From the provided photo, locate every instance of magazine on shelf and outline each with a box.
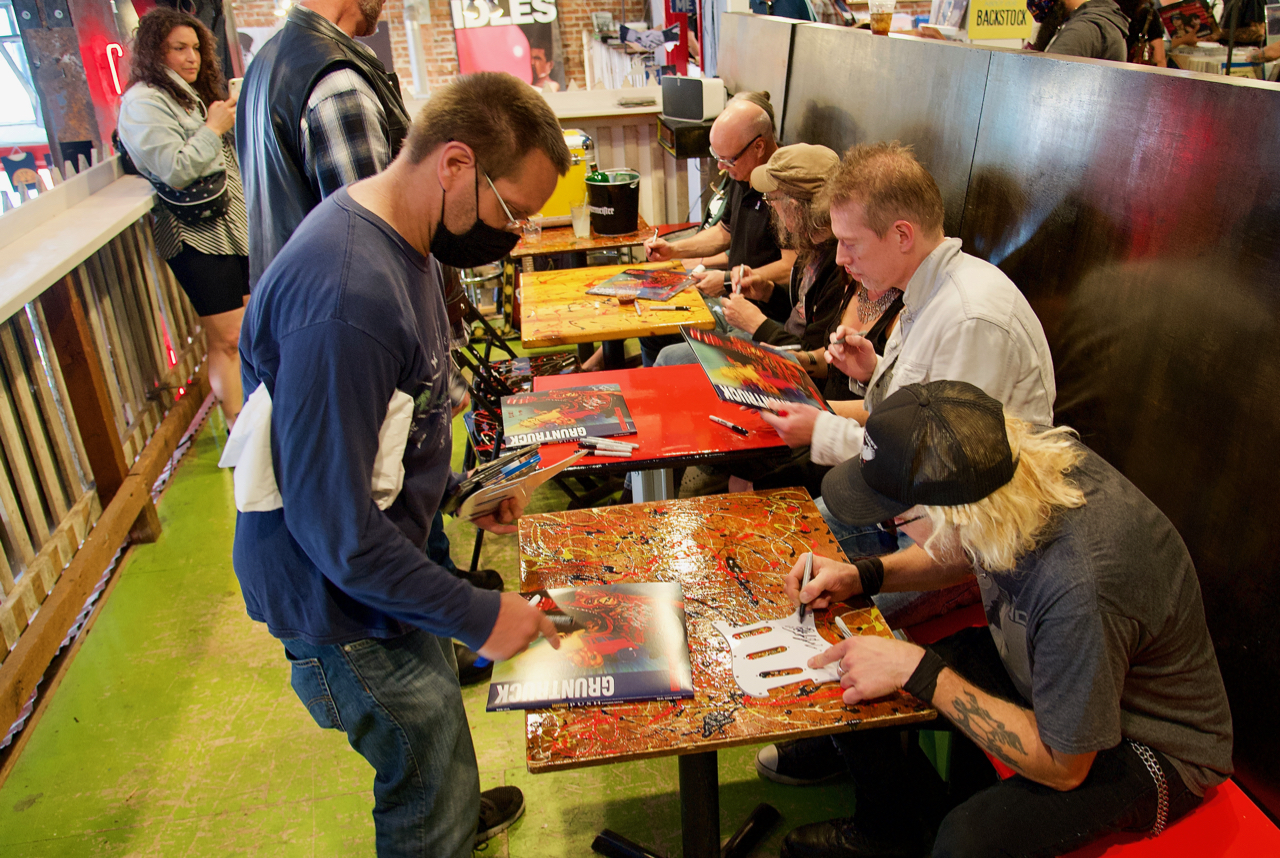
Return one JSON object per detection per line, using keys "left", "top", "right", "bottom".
{"left": 586, "top": 268, "right": 698, "bottom": 302}
{"left": 501, "top": 383, "right": 637, "bottom": 446}
{"left": 1159, "top": 0, "right": 1216, "bottom": 39}
{"left": 681, "top": 326, "right": 830, "bottom": 413}
{"left": 486, "top": 583, "right": 695, "bottom": 712}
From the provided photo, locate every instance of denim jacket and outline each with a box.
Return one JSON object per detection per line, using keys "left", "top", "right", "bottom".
{"left": 117, "top": 68, "right": 225, "bottom": 190}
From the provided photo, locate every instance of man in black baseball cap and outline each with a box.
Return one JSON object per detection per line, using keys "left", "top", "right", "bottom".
{"left": 777, "top": 380, "right": 1232, "bottom": 858}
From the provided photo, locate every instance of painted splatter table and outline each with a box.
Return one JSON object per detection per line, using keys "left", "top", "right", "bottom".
{"left": 518, "top": 488, "right": 936, "bottom": 858}
{"left": 520, "top": 262, "right": 715, "bottom": 370}
{"left": 533, "top": 365, "right": 789, "bottom": 502}
{"left": 511, "top": 214, "right": 652, "bottom": 273}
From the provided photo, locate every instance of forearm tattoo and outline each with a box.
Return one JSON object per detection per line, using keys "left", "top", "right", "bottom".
{"left": 949, "top": 688, "right": 1028, "bottom": 770}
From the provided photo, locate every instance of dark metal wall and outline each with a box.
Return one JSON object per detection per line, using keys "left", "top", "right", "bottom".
{"left": 964, "top": 52, "right": 1280, "bottom": 811}
{"left": 781, "top": 25, "right": 993, "bottom": 238}
{"left": 721, "top": 12, "right": 1280, "bottom": 815}
{"left": 714, "top": 14, "right": 797, "bottom": 140}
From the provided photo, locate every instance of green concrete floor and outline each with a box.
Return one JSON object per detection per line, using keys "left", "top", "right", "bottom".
{"left": 0, "top": 403, "right": 858, "bottom": 856}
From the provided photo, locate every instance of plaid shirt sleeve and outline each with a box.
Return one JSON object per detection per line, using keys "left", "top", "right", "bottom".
{"left": 299, "top": 68, "right": 391, "bottom": 199}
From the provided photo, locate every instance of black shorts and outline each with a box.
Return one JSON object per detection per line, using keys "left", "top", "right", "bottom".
{"left": 166, "top": 247, "right": 250, "bottom": 317}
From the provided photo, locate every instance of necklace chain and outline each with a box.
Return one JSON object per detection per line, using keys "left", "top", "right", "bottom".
{"left": 856, "top": 285, "right": 902, "bottom": 324}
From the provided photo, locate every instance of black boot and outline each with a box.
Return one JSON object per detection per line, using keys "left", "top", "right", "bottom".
{"left": 457, "top": 567, "right": 504, "bottom": 591}
{"left": 780, "top": 817, "right": 930, "bottom": 858}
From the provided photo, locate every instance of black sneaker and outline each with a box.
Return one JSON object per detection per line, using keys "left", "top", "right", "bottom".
{"left": 476, "top": 785, "right": 525, "bottom": 844}
{"left": 459, "top": 567, "right": 505, "bottom": 592}
{"left": 755, "top": 736, "right": 848, "bottom": 785}
{"left": 454, "top": 642, "right": 493, "bottom": 686}
{"left": 780, "top": 817, "right": 928, "bottom": 858}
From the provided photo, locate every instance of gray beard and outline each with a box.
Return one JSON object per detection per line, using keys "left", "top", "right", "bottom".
{"left": 358, "top": 0, "right": 384, "bottom": 35}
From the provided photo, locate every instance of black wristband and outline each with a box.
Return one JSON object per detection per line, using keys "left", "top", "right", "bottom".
{"left": 855, "top": 557, "right": 885, "bottom": 597}
{"left": 903, "top": 648, "right": 947, "bottom": 704}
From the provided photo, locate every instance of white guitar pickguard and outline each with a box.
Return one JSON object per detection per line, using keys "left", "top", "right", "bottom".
{"left": 713, "top": 612, "right": 841, "bottom": 698}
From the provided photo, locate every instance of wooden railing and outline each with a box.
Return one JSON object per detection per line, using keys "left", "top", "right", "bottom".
{"left": 0, "top": 157, "right": 210, "bottom": 750}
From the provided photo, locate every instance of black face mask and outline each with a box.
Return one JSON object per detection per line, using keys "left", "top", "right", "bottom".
{"left": 429, "top": 168, "right": 521, "bottom": 269}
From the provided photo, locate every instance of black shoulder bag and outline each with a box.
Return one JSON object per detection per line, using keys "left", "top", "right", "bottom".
{"left": 114, "top": 129, "right": 229, "bottom": 226}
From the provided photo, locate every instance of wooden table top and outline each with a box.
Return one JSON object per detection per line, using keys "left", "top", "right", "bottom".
{"left": 520, "top": 262, "right": 716, "bottom": 349}
{"left": 531, "top": 365, "right": 788, "bottom": 474}
{"left": 518, "top": 489, "right": 936, "bottom": 773}
{"left": 512, "top": 215, "right": 652, "bottom": 259}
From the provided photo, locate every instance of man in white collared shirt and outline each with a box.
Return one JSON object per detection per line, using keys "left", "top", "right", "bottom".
{"left": 806, "top": 234, "right": 1055, "bottom": 466}
{"left": 761, "top": 140, "right": 1054, "bottom": 476}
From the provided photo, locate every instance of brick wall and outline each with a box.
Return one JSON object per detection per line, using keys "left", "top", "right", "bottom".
{"left": 230, "top": 0, "right": 619, "bottom": 94}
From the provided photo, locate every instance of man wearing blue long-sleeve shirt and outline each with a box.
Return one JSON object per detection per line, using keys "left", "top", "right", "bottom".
{"left": 230, "top": 73, "right": 571, "bottom": 857}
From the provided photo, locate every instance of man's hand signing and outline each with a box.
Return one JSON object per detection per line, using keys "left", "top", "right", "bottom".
{"left": 722, "top": 291, "right": 767, "bottom": 334}
{"left": 644, "top": 236, "right": 675, "bottom": 261}
{"left": 783, "top": 552, "right": 863, "bottom": 612}
{"left": 760, "top": 402, "right": 821, "bottom": 448}
{"left": 730, "top": 264, "right": 773, "bottom": 302}
{"left": 825, "top": 325, "right": 879, "bottom": 384}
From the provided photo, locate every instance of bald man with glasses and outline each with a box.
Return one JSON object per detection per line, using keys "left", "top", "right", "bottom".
{"left": 641, "top": 92, "right": 798, "bottom": 365}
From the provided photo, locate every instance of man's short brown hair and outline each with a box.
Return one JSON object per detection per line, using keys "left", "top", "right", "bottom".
{"left": 824, "top": 142, "right": 944, "bottom": 238}
{"left": 405, "top": 72, "right": 571, "bottom": 179}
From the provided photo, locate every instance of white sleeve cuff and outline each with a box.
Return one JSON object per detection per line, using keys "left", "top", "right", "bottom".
{"left": 810, "top": 411, "right": 866, "bottom": 466}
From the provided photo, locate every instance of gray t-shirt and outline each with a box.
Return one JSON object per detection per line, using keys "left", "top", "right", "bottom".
{"left": 978, "top": 442, "right": 1233, "bottom": 794}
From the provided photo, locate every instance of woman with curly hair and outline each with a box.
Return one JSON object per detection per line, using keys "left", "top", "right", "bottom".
{"left": 117, "top": 7, "right": 249, "bottom": 428}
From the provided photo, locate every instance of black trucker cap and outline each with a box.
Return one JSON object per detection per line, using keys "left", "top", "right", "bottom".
{"left": 821, "top": 380, "right": 1017, "bottom": 527}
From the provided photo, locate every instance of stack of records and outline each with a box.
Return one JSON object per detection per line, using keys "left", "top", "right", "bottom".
{"left": 586, "top": 268, "right": 697, "bottom": 302}
{"left": 501, "top": 383, "right": 637, "bottom": 447}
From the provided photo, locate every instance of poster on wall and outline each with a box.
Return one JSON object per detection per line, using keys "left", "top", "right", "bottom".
{"left": 1157, "top": 0, "right": 1217, "bottom": 39}
{"left": 451, "top": 0, "right": 565, "bottom": 91}
{"left": 238, "top": 26, "right": 283, "bottom": 69}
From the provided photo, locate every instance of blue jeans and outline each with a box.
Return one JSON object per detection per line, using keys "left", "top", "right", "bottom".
{"left": 652, "top": 342, "right": 700, "bottom": 367}
{"left": 283, "top": 629, "right": 479, "bottom": 858}
{"left": 815, "top": 495, "right": 900, "bottom": 560}
{"left": 815, "top": 496, "right": 981, "bottom": 628}
{"left": 426, "top": 510, "right": 459, "bottom": 574}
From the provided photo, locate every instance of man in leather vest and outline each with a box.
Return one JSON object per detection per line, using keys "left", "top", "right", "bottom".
{"left": 236, "top": 0, "right": 411, "bottom": 289}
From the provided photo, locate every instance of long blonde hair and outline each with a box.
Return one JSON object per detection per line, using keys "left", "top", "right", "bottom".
{"left": 919, "top": 418, "right": 1086, "bottom": 571}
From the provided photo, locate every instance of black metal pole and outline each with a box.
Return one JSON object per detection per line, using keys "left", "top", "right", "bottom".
{"left": 678, "top": 751, "right": 720, "bottom": 858}
{"left": 601, "top": 339, "right": 628, "bottom": 369}
{"left": 1225, "top": 0, "right": 1240, "bottom": 74}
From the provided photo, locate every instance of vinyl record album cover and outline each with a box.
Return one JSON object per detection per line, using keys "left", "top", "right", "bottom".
{"left": 1159, "top": 0, "right": 1216, "bottom": 39}
{"left": 486, "top": 583, "right": 695, "bottom": 711}
{"left": 501, "top": 384, "right": 637, "bottom": 446}
{"left": 682, "top": 327, "right": 830, "bottom": 412}
{"left": 586, "top": 268, "right": 698, "bottom": 302}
